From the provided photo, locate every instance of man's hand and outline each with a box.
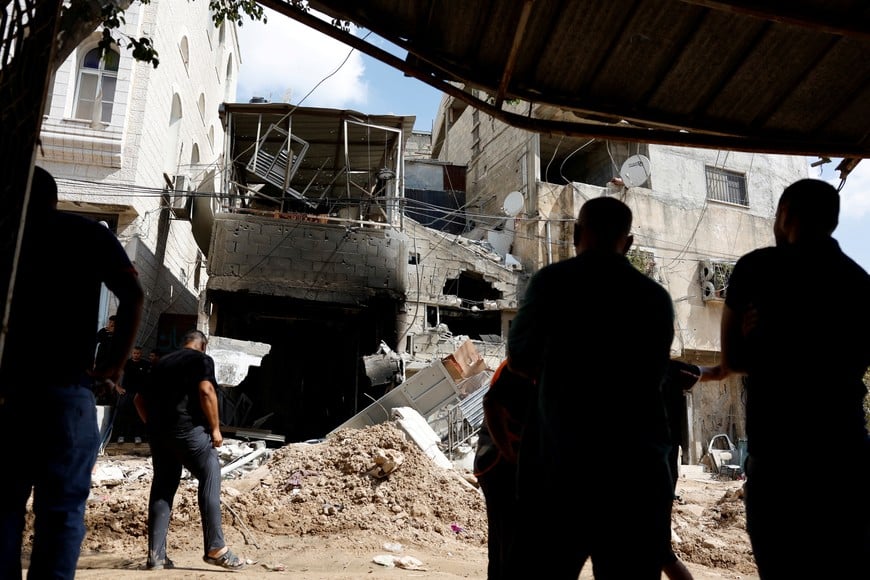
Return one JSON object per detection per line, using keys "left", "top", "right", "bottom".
{"left": 211, "top": 427, "right": 223, "bottom": 448}
{"left": 88, "top": 365, "right": 123, "bottom": 385}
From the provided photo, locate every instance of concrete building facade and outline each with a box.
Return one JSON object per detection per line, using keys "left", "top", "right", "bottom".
{"left": 430, "top": 91, "right": 809, "bottom": 465}
{"left": 37, "top": 1, "right": 240, "bottom": 354}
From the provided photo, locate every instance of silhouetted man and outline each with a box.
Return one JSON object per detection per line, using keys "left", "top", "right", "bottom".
{"left": 505, "top": 196, "right": 676, "bottom": 579}
{"left": 716, "top": 178, "right": 870, "bottom": 578}
{"left": 0, "top": 165, "right": 143, "bottom": 579}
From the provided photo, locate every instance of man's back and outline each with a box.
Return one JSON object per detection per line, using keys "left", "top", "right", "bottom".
{"left": 727, "top": 239, "right": 870, "bottom": 456}
{"left": 0, "top": 166, "right": 143, "bottom": 580}
{"left": 510, "top": 251, "right": 675, "bottom": 454}
{"left": 505, "top": 196, "right": 678, "bottom": 579}
{"left": 2, "top": 211, "right": 134, "bottom": 386}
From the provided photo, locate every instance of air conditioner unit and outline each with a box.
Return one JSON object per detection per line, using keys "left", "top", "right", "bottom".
{"left": 171, "top": 174, "right": 192, "bottom": 220}
{"left": 699, "top": 259, "right": 714, "bottom": 283}
{"left": 700, "top": 259, "right": 734, "bottom": 302}
{"left": 701, "top": 281, "right": 719, "bottom": 302}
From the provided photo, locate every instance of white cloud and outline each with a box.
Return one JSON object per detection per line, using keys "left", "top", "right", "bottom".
{"left": 234, "top": 8, "right": 369, "bottom": 109}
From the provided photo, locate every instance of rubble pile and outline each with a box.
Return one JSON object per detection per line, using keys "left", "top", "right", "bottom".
{"left": 231, "top": 422, "right": 488, "bottom": 544}
{"left": 671, "top": 481, "right": 755, "bottom": 574}
{"left": 23, "top": 421, "right": 759, "bottom": 577}
{"left": 74, "top": 421, "right": 487, "bottom": 555}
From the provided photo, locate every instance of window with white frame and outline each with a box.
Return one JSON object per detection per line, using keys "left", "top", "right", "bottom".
{"left": 74, "top": 47, "right": 119, "bottom": 124}
{"left": 705, "top": 166, "right": 748, "bottom": 206}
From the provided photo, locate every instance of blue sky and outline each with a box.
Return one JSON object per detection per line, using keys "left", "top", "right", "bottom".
{"left": 234, "top": 8, "right": 441, "bottom": 132}
{"left": 235, "top": 8, "right": 869, "bottom": 272}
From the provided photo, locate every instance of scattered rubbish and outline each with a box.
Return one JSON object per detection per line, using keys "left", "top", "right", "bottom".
{"left": 372, "top": 554, "right": 426, "bottom": 570}
{"left": 382, "top": 542, "right": 403, "bottom": 553}
{"left": 261, "top": 562, "right": 285, "bottom": 571}
{"left": 286, "top": 470, "right": 303, "bottom": 490}
{"left": 321, "top": 502, "right": 345, "bottom": 515}
{"left": 365, "top": 449, "right": 404, "bottom": 478}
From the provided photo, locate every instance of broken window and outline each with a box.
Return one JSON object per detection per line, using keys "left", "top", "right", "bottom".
{"left": 437, "top": 271, "right": 504, "bottom": 339}
{"left": 442, "top": 271, "right": 502, "bottom": 309}
{"left": 437, "top": 307, "right": 501, "bottom": 340}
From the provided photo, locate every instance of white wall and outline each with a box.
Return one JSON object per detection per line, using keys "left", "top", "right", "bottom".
{"left": 38, "top": 0, "right": 240, "bottom": 349}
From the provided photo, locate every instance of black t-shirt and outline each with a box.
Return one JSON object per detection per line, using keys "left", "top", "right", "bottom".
{"left": 726, "top": 240, "right": 870, "bottom": 457}
{"left": 0, "top": 210, "right": 137, "bottom": 389}
{"left": 122, "top": 358, "right": 151, "bottom": 395}
{"left": 508, "top": 251, "right": 676, "bottom": 454}
{"left": 141, "top": 347, "right": 218, "bottom": 436}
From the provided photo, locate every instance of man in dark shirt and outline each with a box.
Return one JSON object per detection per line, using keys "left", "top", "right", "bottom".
{"left": 0, "top": 165, "right": 143, "bottom": 579}
{"left": 505, "top": 196, "right": 676, "bottom": 579}
{"left": 115, "top": 345, "right": 150, "bottom": 443}
{"left": 93, "top": 315, "right": 117, "bottom": 404}
{"left": 717, "top": 178, "right": 870, "bottom": 578}
{"left": 134, "top": 329, "right": 244, "bottom": 570}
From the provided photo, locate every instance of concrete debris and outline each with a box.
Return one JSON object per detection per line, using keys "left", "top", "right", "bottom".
{"left": 89, "top": 439, "right": 272, "bottom": 487}
{"left": 372, "top": 554, "right": 426, "bottom": 570}
{"left": 365, "top": 448, "right": 405, "bottom": 478}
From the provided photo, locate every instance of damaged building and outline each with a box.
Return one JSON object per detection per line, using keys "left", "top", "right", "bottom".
{"left": 429, "top": 93, "right": 810, "bottom": 466}
{"left": 203, "top": 91, "right": 810, "bottom": 477}
{"left": 203, "top": 103, "right": 518, "bottom": 443}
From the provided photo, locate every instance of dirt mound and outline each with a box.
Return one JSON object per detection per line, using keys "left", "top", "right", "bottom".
{"left": 77, "top": 421, "right": 486, "bottom": 556}
{"left": 22, "top": 421, "right": 758, "bottom": 579}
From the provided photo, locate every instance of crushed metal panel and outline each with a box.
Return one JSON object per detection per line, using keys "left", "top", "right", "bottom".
{"left": 362, "top": 340, "right": 404, "bottom": 388}
{"left": 328, "top": 359, "right": 461, "bottom": 435}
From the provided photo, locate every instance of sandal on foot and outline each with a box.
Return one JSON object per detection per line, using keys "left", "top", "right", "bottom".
{"left": 203, "top": 549, "right": 245, "bottom": 570}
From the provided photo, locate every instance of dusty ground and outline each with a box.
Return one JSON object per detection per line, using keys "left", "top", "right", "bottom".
{"left": 22, "top": 422, "right": 758, "bottom": 579}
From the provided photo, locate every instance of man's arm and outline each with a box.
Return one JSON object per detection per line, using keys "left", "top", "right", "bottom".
{"left": 719, "top": 303, "right": 748, "bottom": 378}
{"left": 133, "top": 393, "right": 147, "bottom": 424}
{"left": 198, "top": 380, "right": 223, "bottom": 448}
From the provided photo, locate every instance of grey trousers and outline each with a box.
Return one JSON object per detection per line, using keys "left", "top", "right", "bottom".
{"left": 147, "top": 425, "right": 225, "bottom": 564}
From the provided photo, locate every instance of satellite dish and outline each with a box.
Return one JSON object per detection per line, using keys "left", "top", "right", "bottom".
{"left": 503, "top": 191, "right": 525, "bottom": 216}
{"left": 620, "top": 154, "right": 652, "bottom": 187}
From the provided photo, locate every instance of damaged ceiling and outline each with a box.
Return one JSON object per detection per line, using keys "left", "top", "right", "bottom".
{"left": 261, "top": 0, "right": 870, "bottom": 169}
{"left": 220, "top": 103, "right": 415, "bottom": 212}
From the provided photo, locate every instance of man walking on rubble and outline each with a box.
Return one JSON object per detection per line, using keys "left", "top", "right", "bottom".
{"left": 708, "top": 178, "right": 870, "bottom": 578}
{"left": 134, "top": 329, "right": 246, "bottom": 571}
{"left": 504, "top": 196, "right": 677, "bottom": 579}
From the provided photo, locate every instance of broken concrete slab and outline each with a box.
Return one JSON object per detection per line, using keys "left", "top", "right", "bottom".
{"left": 390, "top": 406, "right": 452, "bottom": 470}
{"left": 207, "top": 335, "right": 272, "bottom": 387}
